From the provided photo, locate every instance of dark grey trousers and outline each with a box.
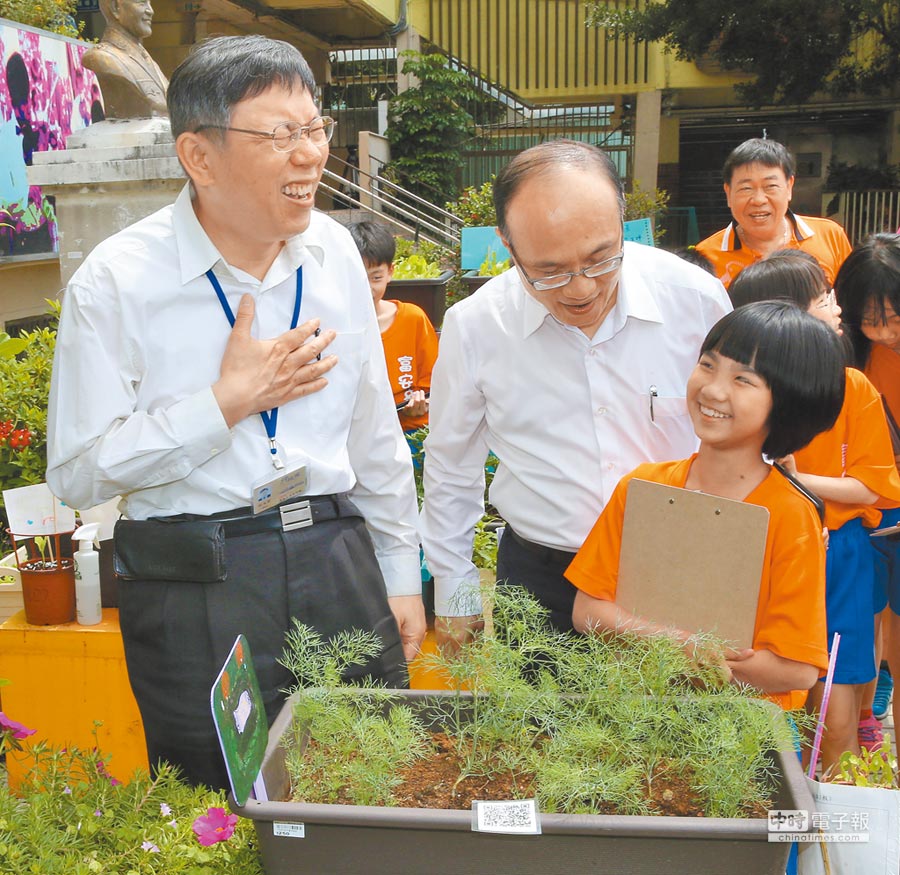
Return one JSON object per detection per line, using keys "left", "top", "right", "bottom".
{"left": 496, "top": 526, "right": 579, "bottom": 634}
{"left": 118, "top": 507, "right": 406, "bottom": 789}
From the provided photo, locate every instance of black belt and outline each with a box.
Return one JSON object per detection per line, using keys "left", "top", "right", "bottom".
{"left": 159, "top": 493, "right": 355, "bottom": 539}
{"left": 505, "top": 525, "right": 576, "bottom": 564}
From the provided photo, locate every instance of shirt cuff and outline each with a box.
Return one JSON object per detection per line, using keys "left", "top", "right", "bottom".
{"left": 168, "top": 387, "right": 232, "bottom": 465}
{"left": 434, "top": 573, "right": 483, "bottom": 617}
{"left": 378, "top": 552, "right": 424, "bottom": 599}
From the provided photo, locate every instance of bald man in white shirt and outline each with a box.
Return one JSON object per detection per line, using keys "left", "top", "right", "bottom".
{"left": 420, "top": 140, "right": 732, "bottom": 649}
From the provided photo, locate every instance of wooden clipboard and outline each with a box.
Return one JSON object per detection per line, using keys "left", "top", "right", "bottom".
{"left": 616, "top": 479, "right": 770, "bottom": 649}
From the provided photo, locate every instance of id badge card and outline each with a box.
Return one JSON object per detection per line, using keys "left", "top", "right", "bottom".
{"left": 251, "top": 457, "right": 309, "bottom": 514}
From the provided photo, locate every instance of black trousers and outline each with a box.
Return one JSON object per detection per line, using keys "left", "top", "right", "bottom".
{"left": 495, "top": 526, "right": 579, "bottom": 633}
{"left": 118, "top": 500, "right": 406, "bottom": 789}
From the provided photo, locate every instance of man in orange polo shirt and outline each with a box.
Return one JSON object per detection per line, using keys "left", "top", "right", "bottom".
{"left": 697, "top": 138, "right": 851, "bottom": 289}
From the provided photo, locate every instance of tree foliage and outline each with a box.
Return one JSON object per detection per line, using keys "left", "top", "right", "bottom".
{"left": 585, "top": 0, "right": 900, "bottom": 105}
{"left": 386, "top": 50, "right": 478, "bottom": 203}
{"left": 0, "top": 0, "right": 82, "bottom": 38}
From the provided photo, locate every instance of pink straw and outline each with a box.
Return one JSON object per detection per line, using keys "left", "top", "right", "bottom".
{"left": 807, "top": 632, "right": 841, "bottom": 779}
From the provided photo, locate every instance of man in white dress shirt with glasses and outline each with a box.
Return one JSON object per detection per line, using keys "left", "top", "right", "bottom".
{"left": 421, "top": 140, "right": 732, "bottom": 649}
{"left": 48, "top": 35, "right": 423, "bottom": 789}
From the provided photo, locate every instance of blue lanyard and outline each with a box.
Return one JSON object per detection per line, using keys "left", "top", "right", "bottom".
{"left": 205, "top": 267, "right": 303, "bottom": 467}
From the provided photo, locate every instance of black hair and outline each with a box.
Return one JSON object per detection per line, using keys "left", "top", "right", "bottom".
{"left": 346, "top": 220, "right": 396, "bottom": 267}
{"left": 728, "top": 249, "right": 826, "bottom": 310}
{"left": 493, "top": 140, "right": 625, "bottom": 238}
{"left": 699, "top": 301, "right": 845, "bottom": 459}
{"left": 167, "top": 35, "right": 316, "bottom": 140}
{"left": 722, "top": 138, "right": 795, "bottom": 186}
{"left": 673, "top": 246, "right": 716, "bottom": 276}
{"left": 834, "top": 233, "right": 900, "bottom": 370}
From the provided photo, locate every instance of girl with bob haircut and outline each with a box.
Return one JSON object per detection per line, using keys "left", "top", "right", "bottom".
{"left": 566, "top": 301, "right": 845, "bottom": 714}
{"left": 834, "top": 233, "right": 900, "bottom": 748}
{"left": 730, "top": 251, "right": 900, "bottom": 771}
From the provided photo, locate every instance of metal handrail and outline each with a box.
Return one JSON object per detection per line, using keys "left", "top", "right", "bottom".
{"left": 320, "top": 171, "right": 460, "bottom": 249}
{"left": 322, "top": 161, "right": 461, "bottom": 249}
{"left": 330, "top": 153, "right": 463, "bottom": 227}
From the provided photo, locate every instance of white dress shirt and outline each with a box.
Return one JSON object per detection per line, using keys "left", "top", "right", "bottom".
{"left": 421, "top": 241, "right": 732, "bottom": 615}
{"left": 47, "top": 185, "right": 421, "bottom": 597}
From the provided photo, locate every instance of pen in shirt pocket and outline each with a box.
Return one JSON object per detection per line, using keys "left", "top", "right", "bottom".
{"left": 649, "top": 385, "right": 658, "bottom": 422}
{"left": 315, "top": 326, "right": 321, "bottom": 361}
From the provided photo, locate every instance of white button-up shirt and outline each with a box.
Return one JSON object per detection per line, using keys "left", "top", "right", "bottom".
{"left": 47, "top": 185, "right": 421, "bottom": 597}
{"left": 421, "top": 241, "right": 732, "bottom": 615}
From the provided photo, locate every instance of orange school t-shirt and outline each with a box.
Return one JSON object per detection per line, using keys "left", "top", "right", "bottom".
{"left": 565, "top": 457, "right": 828, "bottom": 710}
{"left": 865, "top": 344, "right": 900, "bottom": 425}
{"left": 792, "top": 368, "right": 900, "bottom": 529}
{"left": 380, "top": 300, "right": 439, "bottom": 432}
{"left": 696, "top": 213, "right": 852, "bottom": 289}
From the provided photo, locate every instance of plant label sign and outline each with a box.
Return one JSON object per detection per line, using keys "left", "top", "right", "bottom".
{"left": 3, "top": 482, "right": 76, "bottom": 536}
{"left": 471, "top": 799, "right": 541, "bottom": 835}
{"left": 210, "top": 634, "right": 269, "bottom": 807}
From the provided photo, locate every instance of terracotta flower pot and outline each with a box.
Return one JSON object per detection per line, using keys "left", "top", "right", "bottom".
{"left": 20, "top": 559, "right": 76, "bottom": 625}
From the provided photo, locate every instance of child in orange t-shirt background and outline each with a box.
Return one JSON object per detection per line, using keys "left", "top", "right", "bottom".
{"left": 836, "top": 233, "right": 900, "bottom": 742}
{"left": 729, "top": 250, "right": 900, "bottom": 773}
{"left": 348, "top": 220, "right": 439, "bottom": 434}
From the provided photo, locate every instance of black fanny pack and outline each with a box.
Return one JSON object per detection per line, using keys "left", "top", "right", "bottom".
{"left": 113, "top": 518, "right": 227, "bottom": 583}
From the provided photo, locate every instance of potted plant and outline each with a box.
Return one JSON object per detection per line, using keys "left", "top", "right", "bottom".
{"left": 797, "top": 737, "right": 900, "bottom": 875}
{"left": 461, "top": 248, "right": 512, "bottom": 295}
{"left": 233, "top": 588, "right": 814, "bottom": 875}
{"left": 387, "top": 240, "right": 455, "bottom": 328}
{"left": 11, "top": 531, "right": 75, "bottom": 625}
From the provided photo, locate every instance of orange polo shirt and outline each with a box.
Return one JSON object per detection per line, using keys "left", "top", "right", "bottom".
{"left": 696, "top": 212, "right": 852, "bottom": 289}
{"left": 565, "top": 457, "right": 828, "bottom": 710}
{"left": 380, "top": 300, "right": 438, "bottom": 432}
{"left": 865, "top": 344, "right": 900, "bottom": 425}
{"left": 793, "top": 368, "right": 900, "bottom": 529}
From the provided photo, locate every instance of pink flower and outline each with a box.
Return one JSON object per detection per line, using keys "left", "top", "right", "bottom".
{"left": 141, "top": 840, "right": 160, "bottom": 853}
{"left": 192, "top": 807, "right": 238, "bottom": 846}
{"left": 95, "top": 759, "right": 122, "bottom": 786}
{"left": 0, "top": 712, "right": 35, "bottom": 740}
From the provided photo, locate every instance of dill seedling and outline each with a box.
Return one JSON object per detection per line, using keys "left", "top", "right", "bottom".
{"left": 279, "top": 586, "right": 805, "bottom": 817}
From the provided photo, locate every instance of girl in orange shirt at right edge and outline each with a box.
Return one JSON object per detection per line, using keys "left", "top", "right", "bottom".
{"left": 835, "top": 233, "right": 900, "bottom": 750}
{"left": 728, "top": 249, "right": 900, "bottom": 776}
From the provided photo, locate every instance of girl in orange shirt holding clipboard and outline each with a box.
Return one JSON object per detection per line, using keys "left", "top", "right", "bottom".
{"left": 566, "top": 302, "right": 844, "bottom": 711}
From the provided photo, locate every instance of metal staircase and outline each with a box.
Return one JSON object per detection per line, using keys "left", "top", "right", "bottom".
{"left": 320, "top": 153, "right": 463, "bottom": 250}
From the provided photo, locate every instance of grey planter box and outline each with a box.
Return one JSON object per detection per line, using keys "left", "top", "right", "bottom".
{"left": 232, "top": 690, "right": 813, "bottom": 875}
{"left": 387, "top": 270, "right": 455, "bottom": 327}
{"left": 460, "top": 270, "right": 491, "bottom": 296}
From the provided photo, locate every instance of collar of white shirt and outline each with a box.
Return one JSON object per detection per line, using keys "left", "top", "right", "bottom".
{"left": 520, "top": 243, "right": 664, "bottom": 342}
{"left": 171, "top": 184, "right": 327, "bottom": 286}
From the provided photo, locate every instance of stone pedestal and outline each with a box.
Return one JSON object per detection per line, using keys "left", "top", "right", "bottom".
{"left": 28, "top": 118, "right": 183, "bottom": 286}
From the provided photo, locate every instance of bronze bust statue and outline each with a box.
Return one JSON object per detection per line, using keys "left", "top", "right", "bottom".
{"left": 82, "top": 0, "right": 168, "bottom": 119}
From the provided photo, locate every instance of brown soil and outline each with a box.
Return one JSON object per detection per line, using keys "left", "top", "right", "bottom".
{"left": 386, "top": 732, "right": 755, "bottom": 817}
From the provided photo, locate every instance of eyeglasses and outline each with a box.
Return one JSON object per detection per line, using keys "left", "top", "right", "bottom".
{"left": 195, "top": 117, "right": 336, "bottom": 152}
{"left": 815, "top": 289, "right": 837, "bottom": 310}
{"left": 508, "top": 242, "right": 624, "bottom": 292}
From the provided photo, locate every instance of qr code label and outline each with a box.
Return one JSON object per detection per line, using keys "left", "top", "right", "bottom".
{"left": 472, "top": 799, "right": 541, "bottom": 834}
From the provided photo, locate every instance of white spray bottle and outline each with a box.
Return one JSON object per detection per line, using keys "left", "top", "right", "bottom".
{"left": 73, "top": 523, "right": 103, "bottom": 626}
